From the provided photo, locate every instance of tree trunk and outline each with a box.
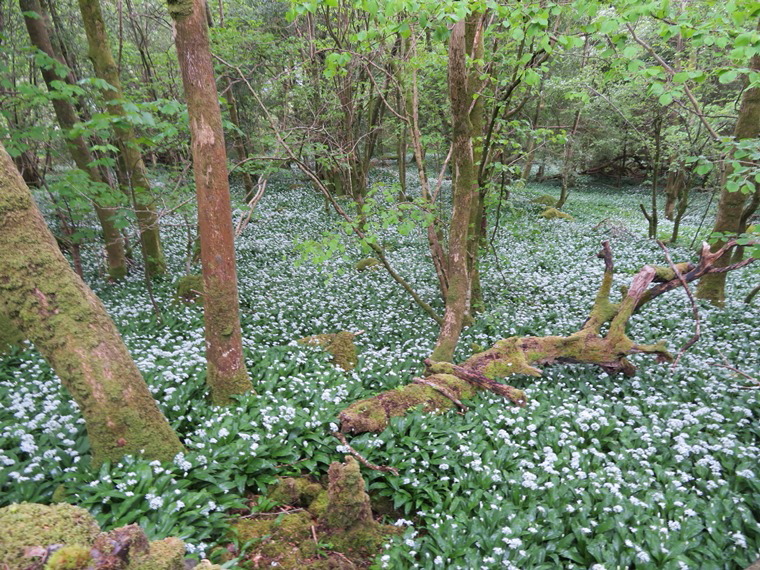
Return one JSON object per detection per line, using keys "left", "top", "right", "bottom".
{"left": 696, "top": 48, "right": 760, "bottom": 306}
{"left": 431, "top": 18, "right": 479, "bottom": 362}
{"left": 77, "top": 0, "right": 166, "bottom": 277}
{"left": 20, "top": 0, "right": 128, "bottom": 280}
{"left": 466, "top": 13, "right": 486, "bottom": 315}
{"left": 663, "top": 169, "right": 686, "bottom": 221}
{"left": 168, "top": 0, "right": 253, "bottom": 405}
{"left": 0, "top": 143, "right": 183, "bottom": 464}
{"left": 225, "top": 78, "right": 257, "bottom": 202}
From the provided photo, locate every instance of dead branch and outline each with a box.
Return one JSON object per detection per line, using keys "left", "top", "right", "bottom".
{"left": 338, "top": 240, "right": 755, "bottom": 435}
{"left": 657, "top": 240, "right": 700, "bottom": 367}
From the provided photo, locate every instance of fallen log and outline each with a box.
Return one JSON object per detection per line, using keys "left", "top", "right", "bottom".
{"left": 339, "top": 240, "right": 755, "bottom": 434}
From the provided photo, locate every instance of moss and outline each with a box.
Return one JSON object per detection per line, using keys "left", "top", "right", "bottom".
{"left": 0, "top": 310, "right": 24, "bottom": 354}
{"left": 540, "top": 207, "right": 574, "bottom": 220}
{"left": 0, "top": 503, "right": 100, "bottom": 570}
{"left": 175, "top": 274, "right": 204, "bottom": 304}
{"left": 354, "top": 257, "right": 380, "bottom": 271}
{"left": 234, "top": 518, "right": 274, "bottom": 543}
{"left": 298, "top": 331, "right": 358, "bottom": 371}
{"left": 307, "top": 490, "right": 329, "bottom": 518}
{"left": 339, "top": 373, "right": 477, "bottom": 434}
{"left": 338, "top": 397, "right": 388, "bottom": 433}
{"left": 327, "top": 524, "right": 399, "bottom": 559}
{"left": 651, "top": 263, "right": 690, "bottom": 282}
{"left": 129, "top": 537, "right": 185, "bottom": 570}
{"left": 274, "top": 512, "right": 313, "bottom": 543}
{"left": 191, "top": 562, "right": 223, "bottom": 570}
{"left": 320, "top": 457, "right": 374, "bottom": 532}
{"left": 268, "top": 477, "right": 323, "bottom": 507}
{"left": 531, "top": 194, "right": 557, "bottom": 207}
{"left": 44, "top": 545, "right": 92, "bottom": 569}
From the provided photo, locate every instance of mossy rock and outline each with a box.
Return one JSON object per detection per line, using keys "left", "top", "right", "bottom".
{"left": 297, "top": 331, "right": 358, "bottom": 371}
{"left": 531, "top": 194, "right": 557, "bottom": 207}
{"left": 354, "top": 257, "right": 380, "bottom": 271}
{"left": 540, "top": 207, "right": 574, "bottom": 220}
{"left": 0, "top": 503, "right": 100, "bottom": 570}
{"left": 175, "top": 274, "right": 204, "bottom": 304}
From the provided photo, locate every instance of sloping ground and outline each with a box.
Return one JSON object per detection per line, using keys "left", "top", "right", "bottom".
{"left": 0, "top": 171, "right": 758, "bottom": 568}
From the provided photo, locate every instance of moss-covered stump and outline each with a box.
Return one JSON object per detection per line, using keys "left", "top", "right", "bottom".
{"left": 540, "top": 207, "right": 574, "bottom": 220}
{"left": 354, "top": 258, "right": 380, "bottom": 271}
{"left": 531, "top": 194, "right": 557, "bottom": 207}
{"left": 267, "top": 477, "right": 325, "bottom": 513}
{"left": 175, "top": 274, "right": 204, "bottom": 304}
{"left": 297, "top": 332, "right": 358, "bottom": 371}
{"left": 229, "top": 459, "right": 397, "bottom": 569}
{"left": 0, "top": 502, "right": 100, "bottom": 568}
{"left": 0, "top": 502, "right": 208, "bottom": 570}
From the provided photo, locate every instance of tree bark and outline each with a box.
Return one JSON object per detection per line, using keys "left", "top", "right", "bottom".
{"left": 696, "top": 47, "right": 760, "bottom": 306}
{"left": 167, "top": 0, "right": 253, "bottom": 405}
{"left": 430, "top": 18, "right": 479, "bottom": 362}
{"left": 0, "top": 143, "right": 183, "bottom": 464}
{"left": 77, "top": 0, "right": 166, "bottom": 277}
{"left": 20, "top": 0, "right": 128, "bottom": 280}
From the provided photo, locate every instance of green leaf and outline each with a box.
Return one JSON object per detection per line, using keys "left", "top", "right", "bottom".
{"left": 718, "top": 70, "right": 738, "bottom": 84}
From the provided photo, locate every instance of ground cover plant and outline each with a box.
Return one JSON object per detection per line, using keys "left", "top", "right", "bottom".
{"left": 1, "top": 170, "right": 759, "bottom": 569}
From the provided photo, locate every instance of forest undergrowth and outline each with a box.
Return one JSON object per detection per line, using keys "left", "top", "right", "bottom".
{"left": 1, "top": 169, "right": 758, "bottom": 569}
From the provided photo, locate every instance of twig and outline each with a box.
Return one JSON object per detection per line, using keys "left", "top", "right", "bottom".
{"left": 412, "top": 377, "right": 468, "bottom": 412}
{"left": 239, "top": 508, "right": 305, "bottom": 519}
{"left": 332, "top": 432, "right": 399, "bottom": 476}
{"left": 657, "top": 240, "right": 700, "bottom": 368}
{"left": 717, "top": 351, "right": 759, "bottom": 389}
{"left": 311, "top": 524, "right": 318, "bottom": 545}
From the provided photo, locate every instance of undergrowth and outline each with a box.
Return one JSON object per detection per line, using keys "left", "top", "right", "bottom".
{"left": 0, "top": 171, "right": 758, "bottom": 569}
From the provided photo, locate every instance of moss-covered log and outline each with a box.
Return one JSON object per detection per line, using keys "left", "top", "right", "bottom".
{"left": 0, "top": 143, "right": 183, "bottom": 464}
{"left": 339, "top": 240, "right": 755, "bottom": 434}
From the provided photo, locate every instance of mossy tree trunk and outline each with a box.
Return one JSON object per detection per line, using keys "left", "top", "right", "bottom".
{"left": 340, "top": 240, "right": 755, "bottom": 434}
{"left": 431, "top": 17, "right": 480, "bottom": 362}
{"left": 77, "top": 0, "right": 166, "bottom": 278}
{"left": 167, "top": 0, "right": 253, "bottom": 405}
{"left": 0, "top": 143, "right": 183, "bottom": 464}
{"left": 696, "top": 47, "right": 760, "bottom": 306}
{"left": 19, "top": 0, "right": 128, "bottom": 280}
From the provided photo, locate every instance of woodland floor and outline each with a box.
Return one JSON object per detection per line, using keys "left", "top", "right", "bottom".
{"left": 1, "top": 168, "right": 759, "bottom": 569}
